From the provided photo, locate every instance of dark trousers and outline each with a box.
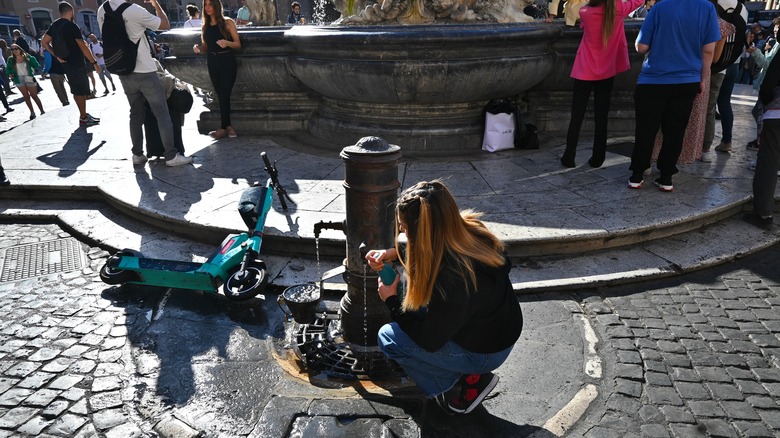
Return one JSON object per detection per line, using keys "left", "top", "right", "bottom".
{"left": 717, "top": 63, "right": 739, "bottom": 143}
{"left": 207, "top": 53, "right": 237, "bottom": 129}
{"left": 753, "top": 118, "right": 780, "bottom": 217}
{"left": 564, "top": 77, "right": 614, "bottom": 165}
{"left": 631, "top": 83, "right": 699, "bottom": 177}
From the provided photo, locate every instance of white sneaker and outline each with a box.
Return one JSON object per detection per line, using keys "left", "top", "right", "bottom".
{"left": 132, "top": 154, "right": 148, "bottom": 165}
{"left": 699, "top": 151, "right": 713, "bottom": 162}
{"left": 165, "top": 153, "right": 193, "bottom": 167}
{"left": 749, "top": 160, "right": 757, "bottom": 171}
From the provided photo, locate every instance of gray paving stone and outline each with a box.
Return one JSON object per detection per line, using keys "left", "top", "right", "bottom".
{"left": 48, "top": 374, "right": 84, "bottom": 390}
{"left": 47, "top": 413, "right": 87, "bottom": 436}
{"left": 671, "top": 368, "right": 700, "bottom": 382}
{"left": 23, "top": 389, "right": 61, "bottom": 407}
{"left": 719, "top": 401, "right": 761, "bottom": 421}
{"left": 17, "top": 415, "right": 51, "bottom": 435}
{"left": 732, "top": 421, "right": 774, "bottom": 437}
{"left": 673, "top": 382, "right": 710, "bottom": 400}
{"left": 687, "top": 400, "right": 726, "bottom": 418}
{"left": 746, "top": 395, "right": 777, "bottom": 409}
{"left": 700, "top": 419, "right": 738, "bottom": 438}
{"left": 668, "top": 423, "right": 707, "bottom": 437}
{"left": 658, "top": 404, "right": 694, "bottom": 424}
{"left": 705, "top": 383, "right": 744, "bottom": 401}
{"left": 615, "top": 378, "right": 643, "bottom": 398}
{"left": 92, "top": 408, "right": 128, "bottom": 431}
{"left": 647, "top": 387, "right": 684, "bottom": 406}
{"left": 383, "top": 419, "right": 421, "bottom": 438}
{"left": 697, "top": 367, "right": 733, "bottom": 383}
{"left": 0, "top": 406, "right": 39, "bottom": 429}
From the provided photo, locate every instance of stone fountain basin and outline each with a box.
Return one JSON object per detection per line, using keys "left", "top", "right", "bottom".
{"left": 284, "top": 23, "right": 561, "bottom": 104}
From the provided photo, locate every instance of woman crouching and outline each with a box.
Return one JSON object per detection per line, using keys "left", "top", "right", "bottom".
{"left": 365, "top": 180, "right": 523, "bottom": 415}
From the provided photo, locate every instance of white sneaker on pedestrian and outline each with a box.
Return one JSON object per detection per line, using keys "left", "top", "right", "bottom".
{"left": 165, "top": 154, "right": 193, "bottom": 167}
{"left": 132, "top": 154, "right": 148, "bottom": 165}
{"left": 749, "top": 160, "right": 757, "bottom": 171}
{"left": 699, "top": 151, "right": 713, "bottom": 162}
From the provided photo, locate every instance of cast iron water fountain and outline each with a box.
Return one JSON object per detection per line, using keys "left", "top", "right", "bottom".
{"left": 281, "top": 136, "right": 406, "bottom": 380}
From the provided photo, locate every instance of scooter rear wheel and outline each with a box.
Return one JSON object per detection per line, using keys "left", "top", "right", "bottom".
{"left": 99, "top": 250, "right": 141, "bottom": 285}
{"left": 223, "top": 266, "right": 267, "bottom": 301}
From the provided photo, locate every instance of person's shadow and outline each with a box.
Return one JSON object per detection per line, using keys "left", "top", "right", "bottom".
{"left": 37, "top": 127, "right": 105, "bottom": 177}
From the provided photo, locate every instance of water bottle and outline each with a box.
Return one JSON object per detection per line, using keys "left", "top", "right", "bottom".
{"left": 379, "top": 263, "right": 397, "bottom": 285}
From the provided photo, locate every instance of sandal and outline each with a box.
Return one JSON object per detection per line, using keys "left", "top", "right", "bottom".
{"left": 227, "top": 128, "right": 238, "bottom": 138}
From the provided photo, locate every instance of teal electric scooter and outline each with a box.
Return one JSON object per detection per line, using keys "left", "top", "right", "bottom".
{"left": 99, "top": 152, "right": 291, "bottom": 301}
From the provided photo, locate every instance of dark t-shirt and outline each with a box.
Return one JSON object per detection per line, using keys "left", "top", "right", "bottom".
{"left": 46, "top": 18, "right": 85, "bottom": 66}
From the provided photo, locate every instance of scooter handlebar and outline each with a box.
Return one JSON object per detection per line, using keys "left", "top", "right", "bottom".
{"left": 261, "top": 152, "right": 290, "bottom": 211}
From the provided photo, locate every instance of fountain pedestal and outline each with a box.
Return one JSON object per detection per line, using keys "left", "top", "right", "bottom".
{"left": 339, "top": 137, "right": 400, "bottom": 346}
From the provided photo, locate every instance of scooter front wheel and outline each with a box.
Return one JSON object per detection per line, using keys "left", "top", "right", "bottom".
{"left": 99, "top": 249, "right": 142, "bottom": 285}
{"left": 223, "top": 267, "right": 267, "bottom": 301}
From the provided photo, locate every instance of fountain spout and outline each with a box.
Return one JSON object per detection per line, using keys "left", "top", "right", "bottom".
{"left": 313, "top": 220, "right": 346, "bottom": 239}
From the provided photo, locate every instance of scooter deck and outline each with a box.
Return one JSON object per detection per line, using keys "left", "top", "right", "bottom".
{"left": 118, "top": 257, "right": 219, "bottom": 291}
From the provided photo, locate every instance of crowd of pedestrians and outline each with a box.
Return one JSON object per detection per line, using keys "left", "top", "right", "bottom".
{"left": 562, "top": 0, "right": 776, "bottom": 229}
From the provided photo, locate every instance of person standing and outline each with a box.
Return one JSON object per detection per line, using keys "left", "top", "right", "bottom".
{"left": 6, "top": 45, "right": 45, "bottom": 120}
{"left": 561, "top": 0, "right": 644, "bottom": 168}
{"left": 745, "top": 49, "right": 780, "bottom": 230}
{"left": 628, "top": 0, "right": 720, "bottom": 191}
{"left": 366, "top": 180, "right": 523, "bottom": 415}
{"left": 47, "top": 55, "right": 70, "bottom": 107}
{"left": 184, "top": 4, "right": 203, "bottom": 27}
{"left": 287, "top": 2, "right": 306, "bottom": 24}
{"left": 12, "top": 30, "right": 31, "bottom": 56}
{"left": 88, "top": 34, "right": 116, "bottom": 95}
{"left": 0, "top": 40, "right": 14, "bottom": 96}
{"left": 41, "top": 2, "right": 101, "bottom": 127}
{"left": 0, "top": 156, "right": 10, "bottom": 186}
{"left": 98, "top": 0, "right": 193, "bottom": 167}
{"left": 193, "top": 0, "right": 241, "bottom": 139}
{"left": 236, "top": 0, "right": 251, "bottom": 25}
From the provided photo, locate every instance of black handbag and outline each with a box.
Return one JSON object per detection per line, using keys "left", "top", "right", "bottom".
{"left": 167, "top": 87, "right": 193, "bottom": 114}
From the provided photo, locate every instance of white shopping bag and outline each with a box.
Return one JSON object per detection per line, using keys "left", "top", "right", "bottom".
{"left": 482, "top": 112, "right": 516, "bottom": 152}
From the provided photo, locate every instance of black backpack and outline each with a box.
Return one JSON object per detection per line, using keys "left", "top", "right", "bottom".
{"left": 50, "top": 22, "right": 70, "bottom": 59}
{"left": 101, "top": 2, "right": 138, "bottom": 75}
{"left": 711, "top": 1, "right": 747, "bottom": 74}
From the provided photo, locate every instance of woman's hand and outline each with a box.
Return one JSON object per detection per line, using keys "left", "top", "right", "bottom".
{"left": 365, "top": 249, "right": 387, "bottom": 272}
{"left": 216, "top": 39, "right": 231, "bottom": 49}
{"left": 365, "top": 248, "right": 397, "bottom": 271}
{"left": 192, "top": 44, "right": 201, "bottom": 54}
{"left": 377, "top": 274, "right": 399, "bottom": 302}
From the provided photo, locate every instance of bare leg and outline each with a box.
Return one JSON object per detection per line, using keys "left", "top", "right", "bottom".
{"left": 18, "top": 86, "right": 34, "bottom": 116}
{"left": 28, "top": 87, "right": 44, "bottom": 113}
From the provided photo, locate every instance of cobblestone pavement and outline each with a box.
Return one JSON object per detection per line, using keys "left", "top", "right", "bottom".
{"left": 0, "top": 222, "right": 151, "bottom": 437}
{"left": 4, "top": 220, "right": 780, "bottom": 437}
{"left": 572, "top": 243, "right": 780, "bottom": 437}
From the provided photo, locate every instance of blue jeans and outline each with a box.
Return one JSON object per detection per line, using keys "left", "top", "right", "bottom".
{"left": 377, "top": 322, "right": 513, "bottom": 397}
{"left": 119, "top": 72, "right": 178, "bottom": 160}
{"left": 717, "top": 63, "right": 739, "bottom": 143}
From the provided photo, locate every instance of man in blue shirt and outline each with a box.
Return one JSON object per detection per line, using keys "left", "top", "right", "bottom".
{"left": 628, "top": 0, "right": 721, "bottom": 191}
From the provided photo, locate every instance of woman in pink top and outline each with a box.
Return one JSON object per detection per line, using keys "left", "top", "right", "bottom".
{"left": 561, "top": 0, "right": 644, "bottom": 168}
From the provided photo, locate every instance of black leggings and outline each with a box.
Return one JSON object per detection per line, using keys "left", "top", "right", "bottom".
{"left": 563, "top": 77, "right": 614, "bottom": 166}
{"left": 207, "top": 53, "right": 237, "bottom": 129}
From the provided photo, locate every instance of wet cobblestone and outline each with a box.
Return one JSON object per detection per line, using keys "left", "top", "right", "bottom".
{"left": 573, "top": 242, "right": 780, "bottom": 437}
{"left": 0, "top": 223, "right": 151, "bottom": 437}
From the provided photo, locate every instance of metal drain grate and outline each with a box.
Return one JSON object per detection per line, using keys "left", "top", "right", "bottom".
{"left": 1, "top": 238, "right": 84, "bottom": 282}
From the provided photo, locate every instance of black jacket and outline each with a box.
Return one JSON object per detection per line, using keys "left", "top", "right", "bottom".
{"left": 384, "top": 254, "right": 523, "bottom": 354}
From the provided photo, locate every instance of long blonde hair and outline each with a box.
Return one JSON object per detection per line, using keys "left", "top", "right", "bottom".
{"left": 395, "top": 180, "right": 506, "bottom": 311}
